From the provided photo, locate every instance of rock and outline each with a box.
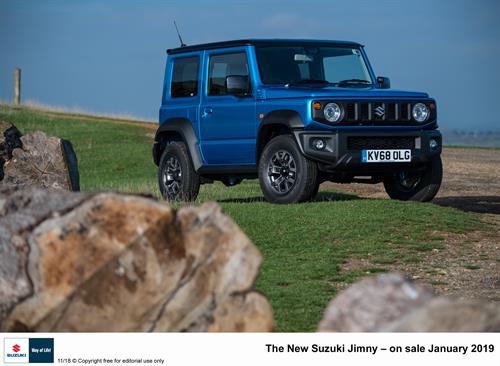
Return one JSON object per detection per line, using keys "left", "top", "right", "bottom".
{"left": 0, "top": 186, "right": 95, "bottom": 325}
{"left": 318, "top": 272, "right": 434, "bottom": 332}
{"left": 3, "top": 131, "right": 79, "bottom": 191}
{"left": 0, "top": 121, "right": 79, "bottom": 191}
{"left": 319, "top": 272, "right": 500, "bottom": 332}
{"left": 382, "top": 298, "right": 500, "bottom": 332}
{"left": 0, "top": 187, "right": 273, "bottom": 332}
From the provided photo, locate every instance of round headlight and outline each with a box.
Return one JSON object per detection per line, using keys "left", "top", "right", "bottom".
{"left": 324, "top": 102, "right": 343, "bottom": 123}
{"left": 412, "top": 103, "right": 430, "bottom": 122}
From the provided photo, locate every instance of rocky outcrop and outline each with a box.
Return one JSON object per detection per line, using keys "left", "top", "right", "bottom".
{"left": 0, "top": 187, "right": 273, "bottom": 332}
{"left": 319, "top": 272, "right": 500, "bottom": 332}
{"left": 0, "top": 122, "right": 79, "bottom": 191}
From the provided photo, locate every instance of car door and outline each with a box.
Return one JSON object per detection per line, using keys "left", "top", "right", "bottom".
{"left": 199, "top": 48, "right": 256, "bottom": 166}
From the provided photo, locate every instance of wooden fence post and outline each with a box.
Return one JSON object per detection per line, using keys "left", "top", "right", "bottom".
{"left": 14, "top": 68, "right": 21, "bottom": 105}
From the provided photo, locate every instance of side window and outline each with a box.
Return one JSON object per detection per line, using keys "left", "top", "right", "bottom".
{"left": 208, "top": 52, "right": 249, "bottom": 96}
{"left": 171, "top": 56, "right": 199, "bottom": 98}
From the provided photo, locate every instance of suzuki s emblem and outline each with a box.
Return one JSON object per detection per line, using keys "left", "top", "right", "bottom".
{"left": 374, "top": 105, "right": 385, "bottom": 117}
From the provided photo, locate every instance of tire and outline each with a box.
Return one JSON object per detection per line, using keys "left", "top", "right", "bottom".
{"left": 383, "top": 156, "right": 443, "bottom": 202}
{"left": 258, "top": 135, "right": 318, "bottom": 204}
{"left": 158, "top": 141, "right": 200, "bottom": 201}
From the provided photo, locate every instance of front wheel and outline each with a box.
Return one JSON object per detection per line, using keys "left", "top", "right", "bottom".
{"left": 383, "top": 156, "right": 443, "bottom": 202}
{"left": 158, "top": 141, "right": 200, "bottom": 201}
{"left": 258, "top": 135, "right": 318, "bottom": 204}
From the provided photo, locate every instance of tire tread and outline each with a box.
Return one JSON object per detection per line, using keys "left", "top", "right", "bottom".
{"left": 383, "top": 156, "right": 442, "bottom": 202}
{"left": 158, "top": 141, "right": 200, "bottom": 201}
{"left": 258, "top": 135, "right": 318, "bottom": 204}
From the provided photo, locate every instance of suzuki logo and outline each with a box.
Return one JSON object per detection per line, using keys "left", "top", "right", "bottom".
{"left": 373, "top": 105, "right": 385, "bottom": 117}
{"left": 12, "top": 344, "right": 20, "bottom": 353}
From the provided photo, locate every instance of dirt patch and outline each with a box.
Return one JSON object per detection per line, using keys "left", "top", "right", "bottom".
{"left": 327, "top": 147, "right": 500, "bottom": 301}
{"left": 324, "top": 147, "right": 500, "bottom": 210}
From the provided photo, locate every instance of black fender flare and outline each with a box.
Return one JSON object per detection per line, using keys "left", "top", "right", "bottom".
{"left": 256, "top": 109, "right": 305, "bottom": 160}
{"left": 260, "top": 109, "right": 304, "bottom": 129}
{"left": 153, "top": 118, "right": 202, "bottom": 171}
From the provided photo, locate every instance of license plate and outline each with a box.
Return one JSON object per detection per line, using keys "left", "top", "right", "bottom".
{"left": 361, "top": 149, "right": 411, "bottom": 163}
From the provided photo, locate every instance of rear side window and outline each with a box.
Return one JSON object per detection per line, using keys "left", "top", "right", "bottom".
{"left": 170, "top": 57, "right": 199, "bottom": 98}
{"left": 208, "top": 52, "right": 249, "bottom": 96}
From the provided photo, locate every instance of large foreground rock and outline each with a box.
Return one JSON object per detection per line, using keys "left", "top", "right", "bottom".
{"left": 0, "top": 122, "right": 79, "bottom": 191}
{"left": 0, "top": 187, "right": 273, "bottom": 332}
{"left": 319, "top": 272, "right": 500, "bottom": 332}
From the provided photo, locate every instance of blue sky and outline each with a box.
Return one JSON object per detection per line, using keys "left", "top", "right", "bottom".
{"left": 1, "top": 0, "right": 499, "bottom": 130}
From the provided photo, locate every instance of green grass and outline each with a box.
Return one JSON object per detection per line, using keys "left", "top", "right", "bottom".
{"left": 429, "top": 280, "right": 448, "bottom": 286}
{"left": 0, "top": 105, "right": 157, "bottom": 192}
{"left": 463, "top": 264, "right": 481, "bottom": 270}
{"left": 402, "top": 255, "right": 422, "bottom": 263}
{"left": 0, "top": 105, "right": 485, "bottom": 331}
{"left": 444, "top": 144, "right": 500, "bottom": 150}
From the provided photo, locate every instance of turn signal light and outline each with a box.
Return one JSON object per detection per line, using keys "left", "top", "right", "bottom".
{"left": 313, "top": 102, "right": 322, "bottom": 110}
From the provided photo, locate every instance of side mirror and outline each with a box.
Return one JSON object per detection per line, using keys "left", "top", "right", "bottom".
{"left": 377, "top": 76, "right": 391, "bottom": 89}
{"left": 226, "top": 75, "right": 250, "bottom": 96}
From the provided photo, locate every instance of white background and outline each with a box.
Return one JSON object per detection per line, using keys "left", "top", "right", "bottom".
{"left": 2, "top": 332, "right": 499, "bottom": 366}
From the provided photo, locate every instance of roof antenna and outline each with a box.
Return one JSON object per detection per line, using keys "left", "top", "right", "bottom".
{"left": 174, "top": 21, "right": 186, "bottom": 47}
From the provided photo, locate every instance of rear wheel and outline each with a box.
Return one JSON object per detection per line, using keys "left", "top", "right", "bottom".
{"left": 158, "top": 141, "right": 200, "bottom": 201}
{"left": 383, "top": 156, "right": 442, "bottom": 202}
{"left": 258, "top": 135, "right": 318, "bottom": 204}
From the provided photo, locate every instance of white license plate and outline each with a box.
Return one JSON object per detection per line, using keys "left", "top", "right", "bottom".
{"left": 361, "top": 149, "right": 411, "bottom": 162}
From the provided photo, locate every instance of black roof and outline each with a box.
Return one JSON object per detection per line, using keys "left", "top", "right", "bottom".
{"left": 166, "top": 38, "right": 363, "bottom": 55}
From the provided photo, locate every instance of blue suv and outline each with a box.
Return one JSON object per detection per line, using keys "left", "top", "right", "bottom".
{"left": 153, "top": 39, "right": 442, "bottom": 204}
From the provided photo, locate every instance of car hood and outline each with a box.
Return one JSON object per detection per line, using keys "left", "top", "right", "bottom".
{"left": 259, "top": 85, "right": 429, "bottom": 99}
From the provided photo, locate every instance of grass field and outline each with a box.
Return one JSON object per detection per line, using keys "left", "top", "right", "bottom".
{"left": 0, "top": 105, "right": 485, "bottom": 331}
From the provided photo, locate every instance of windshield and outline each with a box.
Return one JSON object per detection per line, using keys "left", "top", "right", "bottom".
{"left": 256, "top": 45, "right": 373, "bottom": 86}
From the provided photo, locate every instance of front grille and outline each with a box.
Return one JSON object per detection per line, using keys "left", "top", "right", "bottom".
{"left": 347, "top": 136, "right": 415, "bottom": 150}
{"left": 345, "top": 102, "right": 412, "bottom": 123}
{"left": 312, "top": 100, "right": 435, "bottom": 126}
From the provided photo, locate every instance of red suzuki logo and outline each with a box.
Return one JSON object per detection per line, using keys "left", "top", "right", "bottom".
{"left": 12, "top": 344, "right": 21, "bottom": 353}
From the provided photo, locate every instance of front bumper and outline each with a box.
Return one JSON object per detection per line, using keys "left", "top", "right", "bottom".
{"left": 293, "top": 129, "right": 442, "bottom": 172}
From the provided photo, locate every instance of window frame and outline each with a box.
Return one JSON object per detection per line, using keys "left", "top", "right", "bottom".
{"left": 170, "top": 55, "right": 200, "bottom": 99}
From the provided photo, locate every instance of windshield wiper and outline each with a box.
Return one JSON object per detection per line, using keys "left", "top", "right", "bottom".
{"left": 287, "top": 79, "right": 329, "bottom": 85}
{"left": 337, "top": 79, "right": 372, "bottom": 86}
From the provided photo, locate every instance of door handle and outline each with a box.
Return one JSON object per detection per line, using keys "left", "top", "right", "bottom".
{"left": 202, "top": 107, "right": 213, "bottom": 118}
